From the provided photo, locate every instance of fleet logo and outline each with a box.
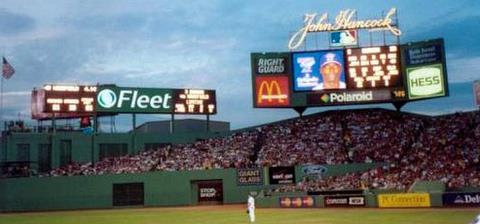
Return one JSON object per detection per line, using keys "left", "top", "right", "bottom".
{"left": 96, "top": 86, "right": 173, "bottom": 113}
{"left": 255, "top": 76, "right": 290, "bottom": 107}
{"left": 97, "top": 89, "right": 117, "bottom": 108}
{"left": 407, "top": 64, "right": 445, "bottom": 99}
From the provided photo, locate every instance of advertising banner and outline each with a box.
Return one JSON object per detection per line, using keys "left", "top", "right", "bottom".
{"left": 197, "top": 181, "right": 223, "bottom": 202}
{"left": 378, "top": 193, "right": 431, "bottom": 208}
{"left": 301, "top": 165, "right": 328, "bottom": 180}
{"left": 237, "top": 168, "right": 263, "bottom": 186}
{"left": 251, "top": 53, "right": 290, "bottom": 75}
{"left": 306, "top": 89, "right": 392, "bottom": 106}
{"left": 97, "top": 86, "right": 173, "bottom": 113}
{"left": 279, "top": 196, "right": 315, "bottom": 208}
{"left": 255, "top": 76, "right": 290, "bottom": 107}
{"left": 443, "top": 192, "right": 480, "bottom": 207}
{"left": 324, "top": 195, "right": 366, "bottom": 207}
{"left": 402, "top": 38, "right": 448, "bottom": 100}
{"left": 403, "top": 39, "right": 444, "bottom": 66}
{"left": 269, "top": 166, "right": 295, "bottom": 185}
{"left": 292, "top": 50, "right": 346, "bottom": 91}
{"left": 406, "top": 64, "right": 445, "bottom": 100}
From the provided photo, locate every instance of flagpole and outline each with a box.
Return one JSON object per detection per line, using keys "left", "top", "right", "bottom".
{"left": 1, "top": 75, "right": 3, "bottom": 131}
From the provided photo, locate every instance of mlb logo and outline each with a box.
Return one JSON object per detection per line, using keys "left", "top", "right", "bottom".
{"left": 331, "top": 30, "right": 357, "bottom": 47}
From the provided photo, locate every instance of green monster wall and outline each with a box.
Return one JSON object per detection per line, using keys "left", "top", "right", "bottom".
{"left": 0, "top": 168, "right": 261, "bottom": 212}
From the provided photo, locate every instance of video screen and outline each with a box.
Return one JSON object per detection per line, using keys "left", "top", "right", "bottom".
{"left": 292, "top": 50, "right": 346, "bottom": 91}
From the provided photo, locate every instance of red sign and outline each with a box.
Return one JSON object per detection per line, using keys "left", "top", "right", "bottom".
{"left": 255, "top": 76, "right": 290, "bottom": 107}
{"left": 279, "top": 196, "right": 315, "bottom": 208}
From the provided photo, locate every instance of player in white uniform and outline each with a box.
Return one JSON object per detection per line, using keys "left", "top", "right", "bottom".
{"left": 247, "top": 194, "right": 255, "bottom": 223}
{"left": 472, "top": 214, "right": 480, "bottom": 224}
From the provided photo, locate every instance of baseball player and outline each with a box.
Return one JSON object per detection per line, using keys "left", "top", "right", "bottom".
{"left": 471, "top": 214, "right": 480, "bottom": 224}
{"left": 247, "top": 194, "right": 255, "bottom": 223}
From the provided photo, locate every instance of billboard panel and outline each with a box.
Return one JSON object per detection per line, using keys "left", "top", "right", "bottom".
{"left": 96, "top": 86, "right": 173, "bottom": 113}
{"left": 96, "top": 86, "right": 216, "bottom": 114}
{"left": 307, "top": 89, "right": 392, "bottom": 106}
{"left": 406, "top": 64, "right": 445, "bottom": 99}
{"left": 402, "top": 38, "right": 448, "bottom": 100}
{"left": 237, "top": 168, "right": 263, "bottom": 186}
{"left": 269, "top": 166, "right": 295, "bottom": 185}
{"left": 378, "top": 193, "right": 431, "bottom": 208}
{"left": 251, "top": 53, "right": 290, "bottom": 75}
{"left": 443, "top": 192, "right": 480, "bottom": 207}
{"left": 255, "top": 76, "right": 290, "bottom": 107}
{"left": 279, "top": 196, "right": 315, "bottom": 208}
{"left": 345, "top": 45, "right": 402, "bottom": 89}
{"left": 197, "top": 181, "right": 223, "bottom": 203}
{"left": 324, "top": 195, "right": 365, "bottom": 207}
{"left": 292, "top": 50, "right": 346, "bottom": 91}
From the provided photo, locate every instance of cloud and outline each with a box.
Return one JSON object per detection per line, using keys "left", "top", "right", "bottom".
{"left": 0, "top": 8, "right": 35, "bottom": 35}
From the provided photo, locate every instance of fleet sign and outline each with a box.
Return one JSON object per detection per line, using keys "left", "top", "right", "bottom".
{"left": 96, "top": 86, "right": 173, "bottom": 113}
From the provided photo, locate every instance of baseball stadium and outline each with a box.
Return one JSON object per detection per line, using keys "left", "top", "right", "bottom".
{"left": 1, "top": 1, "right": 480, "bottom": 224}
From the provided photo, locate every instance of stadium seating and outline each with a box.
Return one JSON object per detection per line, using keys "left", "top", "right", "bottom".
{"left": 6, "top": 109, "right": 479, "bottom": 191}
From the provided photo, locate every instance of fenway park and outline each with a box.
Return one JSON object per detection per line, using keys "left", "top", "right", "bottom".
{"left": 1, "top": 1, "right": 479, "bottom": 224}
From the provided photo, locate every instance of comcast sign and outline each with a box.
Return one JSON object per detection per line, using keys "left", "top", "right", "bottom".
{"left": 96, "top": 86, "right": 173, "bottom": 113}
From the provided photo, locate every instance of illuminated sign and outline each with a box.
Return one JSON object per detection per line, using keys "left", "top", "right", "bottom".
{"left": 289, "top": 8, "right": 401, "bottom": 50}
{"left": 173, "top": 89, "right": 216, "bottom": 114}
{"left": 307, "top": 89, "right": 391, "bottom": 105}
{"left": 406, "top": 64, "right": 445, "bottom": 99}
{"left": 96, "top": 86, "right": 217, "bottom": 114}
{"left": 43, "top": 84, "right": 97, "bottom": 113}
{"left": 96, "top": 86, "right": 173, "bottom": 113}
{"left": 252, "top": 54, "right": 290, "bottom": 75}
{"left": 402, "top": 39, "right": 448, "bottom": 100}
{"left": 330, "top": 30, "right": 357, "bottom": 47}
{"left": 346, "top": 45, "right": 402, "bottom": 89}
{"left": 293, "top": 50, "right": 346, "bottom": 91}
{"left": 474, "top": 80, "right": 480, "bottom": 107}
{"left": 255, "top": 76, "right": 290, "bottom": 107}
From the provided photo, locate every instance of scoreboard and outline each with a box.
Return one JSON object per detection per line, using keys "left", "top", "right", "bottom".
{"left": 251, "top": 38, "right": 448, "bottom": 108}
{"left": 43, "top": 84, "right": 97, "bottom": 113}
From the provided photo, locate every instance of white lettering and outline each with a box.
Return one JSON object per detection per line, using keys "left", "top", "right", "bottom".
{"left": 117, "top": 90, "right": 133, "bottom": 108}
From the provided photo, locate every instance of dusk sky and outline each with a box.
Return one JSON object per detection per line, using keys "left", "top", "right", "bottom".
{"left": 0, "top": 0, "right": 479, "bottom": 131}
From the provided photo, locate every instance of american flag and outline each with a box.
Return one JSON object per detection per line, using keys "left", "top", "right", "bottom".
{"left": 2, "top": 57, "right": 15, "bottom": 79}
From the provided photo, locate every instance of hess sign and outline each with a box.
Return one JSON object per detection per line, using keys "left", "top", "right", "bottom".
{"left": 43, "top": 84, "right": 97, "bottom": 113}
{"left": 173, "top": 89, "right": 216, "bottom": 114}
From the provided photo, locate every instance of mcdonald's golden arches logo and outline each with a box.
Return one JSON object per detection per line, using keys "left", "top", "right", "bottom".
{"left": 255, "top": 76, "right": 290, "bottom": 107}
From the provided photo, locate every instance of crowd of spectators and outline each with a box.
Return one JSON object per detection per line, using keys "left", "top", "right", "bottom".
{"left": 4, "top": 108, "right": 480, "bottom": 191}
{"left": 45, "top": 131, "right": 257, "bottom": 177}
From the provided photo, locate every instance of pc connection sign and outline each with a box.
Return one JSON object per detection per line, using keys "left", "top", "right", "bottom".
{"left": 96, "top": 86, "right": 173, "bottom": 113}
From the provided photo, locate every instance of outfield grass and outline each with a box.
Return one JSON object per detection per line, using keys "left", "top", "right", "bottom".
{"left": 0, "top": 205, "right": 478, "bottom": 224}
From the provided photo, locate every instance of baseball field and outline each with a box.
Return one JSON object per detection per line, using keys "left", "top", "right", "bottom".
{"left": 0, "top": 205, "right": 478, "bottom": 224}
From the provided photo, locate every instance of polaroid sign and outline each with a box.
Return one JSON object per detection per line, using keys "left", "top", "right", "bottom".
{"left": 406, "top": 64, "right": 445, "bottom": 99}
{"left": 96, "top": 86, "right": 173, "bottom": 113}
{"left": 307, "top": 89, "right": 391, "bottom": 106}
